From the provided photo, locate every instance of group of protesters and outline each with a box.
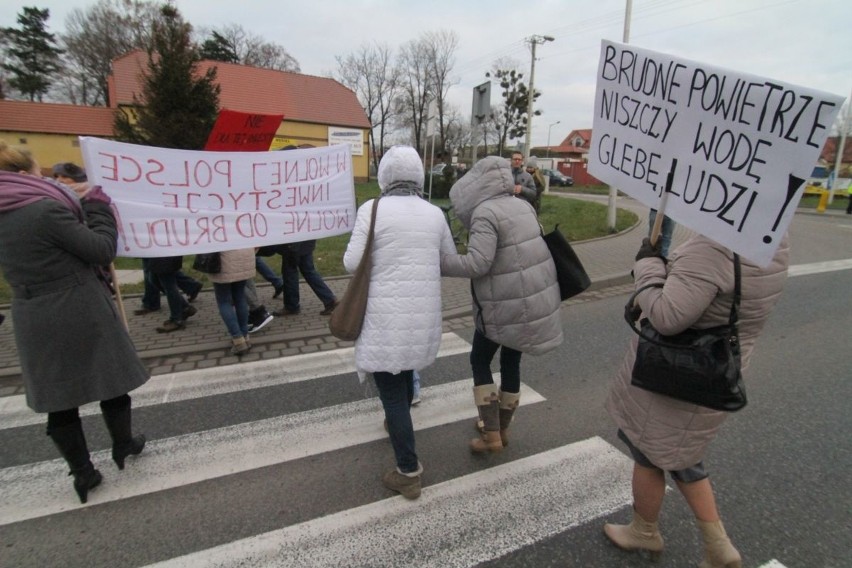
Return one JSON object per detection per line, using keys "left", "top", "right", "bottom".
{"left": 0, "top": 139, "right": 791, "bottom": 568}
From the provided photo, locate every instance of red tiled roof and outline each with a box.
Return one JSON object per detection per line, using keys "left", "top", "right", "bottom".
{"left": 0, "top": 99, "right": 115, "bottom": 136}
{"left": 820, "top": 136, "right": 852, "bottom": 164}
{"left": 110, "top": 51, "right": 370, "bottom": 129}
{"left": 560, "top": 129, "right": 592, "bottom": 147}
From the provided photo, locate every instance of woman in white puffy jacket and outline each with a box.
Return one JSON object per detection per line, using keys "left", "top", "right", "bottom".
{"left": 343, "top": 146, "right": 455, "bottom": 500}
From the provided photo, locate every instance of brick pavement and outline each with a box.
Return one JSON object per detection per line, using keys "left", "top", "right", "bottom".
{"left": 0, "top": 195, "right": 666, "bottom": 397}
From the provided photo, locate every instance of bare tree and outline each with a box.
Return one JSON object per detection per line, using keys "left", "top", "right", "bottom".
{"left": 205, "top": 24, "right": 299, "bottom": 72}
{"left": 335, "top": 42, "right": 399, "bottom": 169}
{"left": 422, "top": 30, "right": 458, "bottom": 157}
{"left": 441, "top": 104, "right": 473, "bottom": 162}
{"left": 396, "top": 37, "right": 433, "bottom": 156}
{"left": 61, "top": 0, "right": 163, "bottom": 106}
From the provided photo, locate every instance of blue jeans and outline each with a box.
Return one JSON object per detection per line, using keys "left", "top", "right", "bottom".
{"left": 470, "top": 329, "right": 522, "bottom": 394}
{"left": 153, "top": 271, "right": 189, "bottom": 323}
{"left": 213, "top": 281, "right": 249, "bottom": 338}
{"left": 373, "top": 370, "right": 419, "bottom": 473}
{"left": 282, "top": 242, "right": 336, "bottom": 311}
{"left": 255, "top": 257, "right": 283, "bottom": 289}
{"left": 648, "top": 209, "right": 675, "bottom": 258}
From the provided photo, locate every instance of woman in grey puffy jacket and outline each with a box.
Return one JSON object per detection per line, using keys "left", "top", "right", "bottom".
{"left": 441, "top": 156, "right": 563, "bottom": 453}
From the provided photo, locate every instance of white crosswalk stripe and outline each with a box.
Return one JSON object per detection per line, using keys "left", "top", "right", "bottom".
{"left": 0, "top": 378, "right": 546, "bottom": 525}
{"left": 144, "top": 437, "right": 633, "bottom": 568}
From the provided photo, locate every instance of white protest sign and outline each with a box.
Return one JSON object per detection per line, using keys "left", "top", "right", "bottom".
{"left": 588, "top": 40, "right": 845, "bottom": 266}
{"left": 79, "top": 138, "right": 356, "bottom": 258}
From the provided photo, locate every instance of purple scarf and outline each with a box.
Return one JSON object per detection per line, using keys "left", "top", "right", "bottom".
{"left": 0, "top": 171, "right": 84, "bottom": 220}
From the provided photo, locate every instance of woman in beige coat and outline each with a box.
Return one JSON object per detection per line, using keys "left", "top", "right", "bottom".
{"left": 207, "top": 248, "right": 256, "bottom": 355}
{"left": 603, "top": 233, "right": 789, "bottom": 567}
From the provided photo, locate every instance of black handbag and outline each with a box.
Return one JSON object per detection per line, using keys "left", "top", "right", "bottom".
{"left": 542, "top": 225, "right": 591, "bottom": 301}
{"left": 192, "top": 252, "right": 221, "bottom": 274}
{"left": 626, "top": 254, "right": 747, "bottom": 412}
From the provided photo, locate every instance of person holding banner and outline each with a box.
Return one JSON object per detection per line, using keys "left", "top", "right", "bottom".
{"left": 343, "top": 145, "right": 455, "bottom": 500}
{"left": 208, "top": 248, "right": 256, "bottom": 356}
{"left": 0, "top": 141, "right": 149, "bottom": 504}
{"left": 603, "top": 233, "right": 789, "bottom": 567}
{"left": 441, "top": 156, "right": 563, "bottom": 454}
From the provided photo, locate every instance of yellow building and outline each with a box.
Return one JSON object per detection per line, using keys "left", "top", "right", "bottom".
{"left": 0, "top": 51, "right": 372, "bottom": 180}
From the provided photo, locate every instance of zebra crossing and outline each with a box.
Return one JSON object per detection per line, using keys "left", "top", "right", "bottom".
{"left": 0, "top": 331, "right": 793, "bottom": 567}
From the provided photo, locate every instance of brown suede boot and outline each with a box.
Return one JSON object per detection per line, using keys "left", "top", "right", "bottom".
{"left": 382, "top": 462, "right": 423, "bottom": 500}
{"left": 231, "top": 336, "right": 250, "bottom": 356}
{"left": 497, "top": 390, "right": 520, "bottom": 447}
{"left": 603, "top": 509, "right": 664, "bottom": 561}
{"left": 697, "top": 520, "right": 742, "bottom": 568}
{"left": 470, "top": 385, "right": 503, "bottom": 453}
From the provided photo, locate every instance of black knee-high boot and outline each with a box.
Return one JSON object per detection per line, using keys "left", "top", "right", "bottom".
{"left": 48, "top": 420, "right": 102, "bottom": 504}
{"left": 101, "top": 396, "right": 146, "bottom": 470}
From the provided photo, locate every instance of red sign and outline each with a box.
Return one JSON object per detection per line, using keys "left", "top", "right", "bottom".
{"left": 204, "top": 109, "right": 284, "bottom": 151}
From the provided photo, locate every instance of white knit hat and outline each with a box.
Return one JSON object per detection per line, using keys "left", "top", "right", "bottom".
{"left": 378, "top": 145, "right": 424, "bottom": 191}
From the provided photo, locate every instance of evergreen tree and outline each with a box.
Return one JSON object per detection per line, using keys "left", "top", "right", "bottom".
{"left": 113, "top": 5, "right": 220, "bottom": 150}
{"left": 199, "top": 31, "right": 238, "bottom": 63}
{"left": 1, "top": 7, "right": 64, "bottom": 101}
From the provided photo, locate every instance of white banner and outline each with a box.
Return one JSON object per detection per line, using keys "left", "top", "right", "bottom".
{"left": 79, "top": 138, "right": 356, "bottom": 258}
{"left": 588, "top": 40, "right": 845, "bottom": 266}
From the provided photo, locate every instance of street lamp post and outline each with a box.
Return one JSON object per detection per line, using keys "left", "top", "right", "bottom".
{"left": 547, "top": 120, "right": 560, "bottom": 158}
{"left": 524, "top": 34, "right": 554, "bottom": 160}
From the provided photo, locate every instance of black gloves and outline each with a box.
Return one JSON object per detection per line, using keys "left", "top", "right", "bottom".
{"left": 624, "top": 301, "right": 642, "bottom": 323}
{"left": 635, "top": 237, "right": 664, "bottom": 262}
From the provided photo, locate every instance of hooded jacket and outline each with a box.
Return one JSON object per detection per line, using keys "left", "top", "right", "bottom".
{"left": 440, "top": 156, "right": 563, "bottom": 355}
{"left": 343, "top": 146, "right": 456, "bottom": 374}
{"left": 606, "top": 233, "right": 789, "bottom": 470}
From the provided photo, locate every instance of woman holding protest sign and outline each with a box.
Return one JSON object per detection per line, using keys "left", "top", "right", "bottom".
{"left": 602, "top": 230, "right": 789, "bottom": 567}
{"left": 0, "top": 141, "right": 148, "bottom": 504}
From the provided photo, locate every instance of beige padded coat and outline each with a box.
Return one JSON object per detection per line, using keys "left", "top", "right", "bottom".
{"left": 207, "top": 248, "right": 256, "bottom": 284}
{"left": 605, "top": 233, "right": 789, "bottom": 470}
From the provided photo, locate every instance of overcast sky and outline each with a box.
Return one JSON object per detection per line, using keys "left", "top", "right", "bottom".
{"left": 2, "top": 0, "right": 850, "bottom": 148}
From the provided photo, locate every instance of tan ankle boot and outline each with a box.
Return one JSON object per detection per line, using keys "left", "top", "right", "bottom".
{"left": 497, "top": 390, "right": 521, "bottom": 447}
{"left": 697, "top": 520, "right": 741, "bottom": 568}
{"left": 603, "top": 510, "right": 664, "bottom": 561}
{"left": 231, "top": 336, "right": 250, "bottom": 356}
{"left": 469, "top": 385, "right": 503, "bottom": 453}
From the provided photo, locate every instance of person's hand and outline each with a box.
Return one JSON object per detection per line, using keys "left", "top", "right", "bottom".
{"left": 81, "top": 185, "right": 111, "bottom": 206}
{"left": 513, "top": 184, "right": 521, "bottom": 195}
{"left": 635, "top": 237, "right": 663, "bottom": 261}
{"left": 624, "top": 301, "right": 642, "bottom": 322}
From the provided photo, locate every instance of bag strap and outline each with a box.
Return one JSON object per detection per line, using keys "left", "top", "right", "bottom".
{"left": 361, "top": 197, "right": 381, "bottom": 260}
{"left": 625, "top": 252, "right": 741, "bottom": 349}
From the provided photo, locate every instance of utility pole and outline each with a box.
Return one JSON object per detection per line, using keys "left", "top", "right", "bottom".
{"left": 524, "top": 34, "right": 554, "bottom": 160}
{"left": 607, "top": 0, "right": 632, "bottom": 231}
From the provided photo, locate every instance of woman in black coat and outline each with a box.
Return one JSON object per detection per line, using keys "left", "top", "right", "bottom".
{"left": 0, "top": 142, "right": 149, "bottom": 503}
